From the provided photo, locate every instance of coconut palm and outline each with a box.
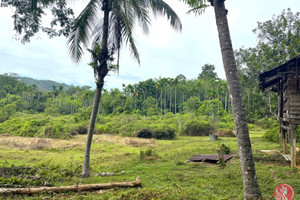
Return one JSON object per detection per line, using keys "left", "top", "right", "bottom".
{"left": 182, "top": 0, "right": 261, "bottom": 199}
{"left": 67, "top": 0, "right": 181, "bottom": 177}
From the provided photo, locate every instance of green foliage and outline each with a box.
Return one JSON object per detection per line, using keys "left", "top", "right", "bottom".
{"left": 93, "top": 113, "right": 238, "bottom": 140}
{"left": 0, "top": 129, "right": 297, "bottom": 199}
{"left": 220, "top": 143, "right": 230, "bottom": 154}
{"left": 3, "top": 0, "right": 74, "bottom": 43}
{"left": 135, "top": 127, "right": 175, "bottom": 140}
{"left": 198, "top": 99, "right": 224, "bottom": 117}
{"left": 255, "top": 117, "right": 277, "bottom": 129}
{"left": 198, "top": 64, "right": 218, "bottom": 80}
{"left": 264, "top": 125, "right": 279, "bottom": 142}
{"left": 217, "top": 114, "right": 235, "bottom": 130}
{"left": 0, "top": 114, "right": 82, "bottom": 139}
{"left": 0, "top": 162, "right": 81, "bottom": 187}
{"left": 181, "top": 118, "right": 214, "bottom": 136}
{"left": 18, "top": 76, "right": 71, "bottom": 92}
{"left": 235, "top": 8, "right": 300, "bottom": 121}
{"left": 183, "top": 96, "right": 201, "bottom": 114}
{"left": 139, "top": 149, "right": 159, "bottom": 161}
{"left": 264, "top": 123, "right": 300, "bottom": 143}
{"left": 139, "top": 150, "right": 146, "bottom": 160}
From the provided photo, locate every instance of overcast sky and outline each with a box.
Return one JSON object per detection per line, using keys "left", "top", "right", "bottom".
{"left": 0, "top": 0, "right": 299, "bottom": 89}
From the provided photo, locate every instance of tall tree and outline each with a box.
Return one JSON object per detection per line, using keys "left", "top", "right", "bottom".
{"left": 1, "top": 0, "right": 74, "bottom": 43}
{"left": 197, "top": 64, "right": 218, "bottom": 80}
{"left": 68, "top": 0, "right": 181, "bottom": 177}
{"left": 235, "top": 9, "right": 300, "bottom": 119}
{"left": 183, "top": 0, "right": 261, "bottom": 198}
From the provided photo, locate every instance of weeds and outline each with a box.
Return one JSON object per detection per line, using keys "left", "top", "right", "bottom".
{"left": 0, "top": 131, "right": 299, "bottom": 199}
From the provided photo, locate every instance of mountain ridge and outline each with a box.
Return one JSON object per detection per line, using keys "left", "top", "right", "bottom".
{"left": 17, "top": 76, "right": 72, "bottom": 91}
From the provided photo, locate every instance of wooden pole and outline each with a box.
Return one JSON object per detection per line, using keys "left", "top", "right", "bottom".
{"left": 281, "top": 125, "right": 290, "bottom": 154}
{"left": 283, "top": 127, "right": 288, "bottom": 154}
{"left": 279, "top": 121, "right": 283, "bottom": 147}
{"left": 290, "top": 124, "right": 297, "bottom": 168}
{"left": 0, "top": 177, "right": 141, "bottom": 195}
{"left": 278, "top": 81, "right": 284, "bottom": 148}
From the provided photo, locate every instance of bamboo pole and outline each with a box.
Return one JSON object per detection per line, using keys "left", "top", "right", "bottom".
{"left": 0, "top": 177, "right": 141, "bottom": 195}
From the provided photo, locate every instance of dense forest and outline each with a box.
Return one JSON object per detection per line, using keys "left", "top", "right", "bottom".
{"left": 0, "top": 63, "right": 291, "bottom": 142}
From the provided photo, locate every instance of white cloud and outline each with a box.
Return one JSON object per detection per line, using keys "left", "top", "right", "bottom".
{"left": 0, "top": 0, "right": 299, "bottom": 90}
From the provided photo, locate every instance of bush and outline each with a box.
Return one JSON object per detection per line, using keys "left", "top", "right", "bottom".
{"left": 220, "top": 143, "right": 230, "bottom": 154}
{"left": 264, "top": 124, "right": 300, "bottom": 143}
{"left": 135, "top": 128, "right": 175, "bottom": 140}
{"left": 255, "top": 117, "right": 277, "bottom": 129}
{"left": 152, "top": 128, "right": 175, "bottom": 140}
{"left": 0, "top": 114, "right": 77, "bottom": 139}
{"left": 135, "top": 129, "right": 153, "bottom": 139}
{"left": 181, "top": 120, "right": 214, "bottom": 136}
{"left": 216, "top": 129, "right": 235, "bottom": 137}
{"left": 71, "top": 125, "right": 88, "bottom": 135}
{"left": 264, "top": 126, "right": 279, "bottom": 142}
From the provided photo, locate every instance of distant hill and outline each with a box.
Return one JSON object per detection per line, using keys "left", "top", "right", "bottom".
{"left": 18, "top": 77, "right": 71, "bottom": 91}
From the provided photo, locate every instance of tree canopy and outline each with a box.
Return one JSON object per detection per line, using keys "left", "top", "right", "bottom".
{"left": 1, "top": 0, "right": 74, "bottom": 43}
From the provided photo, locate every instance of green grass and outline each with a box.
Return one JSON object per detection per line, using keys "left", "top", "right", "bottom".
{"left": 0, "top": 128, "right": 299, "bottom": 199}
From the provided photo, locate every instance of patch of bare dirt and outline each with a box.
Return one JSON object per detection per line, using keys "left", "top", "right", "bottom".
{"left": 0, "top": 134, "right": 156, "bottom": 150}
{"left": 93, "top": 134, "right": 156, "bottom": 147}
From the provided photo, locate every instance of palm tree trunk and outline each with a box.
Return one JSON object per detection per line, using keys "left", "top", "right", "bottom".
{"left": 82, "top": 1, "right": 110, "bottom": 177}
{"left": 82, "top": 82, "right": 104, "bottom": 177}
{"left": 211, "top": 0, "right": 262, "bottom": 199}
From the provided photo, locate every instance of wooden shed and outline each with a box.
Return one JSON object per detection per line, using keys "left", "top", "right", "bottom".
{"left": 259, "top": 54, "right": 300, "bottom": 168}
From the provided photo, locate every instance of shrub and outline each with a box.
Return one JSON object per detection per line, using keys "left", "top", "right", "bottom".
{"left": 153, "top": 128, "right": 175, "bottom": 140}
{"left": 0, "top": 114, "right": 77, "bottom": 139}
{"left": 135, "top": 129, "right": 153, "bottom": 139}
{"left": 264, "top": 123, "right": 300, "bottom": 143}
{"left": 72, "top": 125, "right": 88, "bottom": 135}
{"left": 220, "top": 143, "right": 230, "bottom": 154}
{"left": 216, "top": 129, "right": 235, "bottom": 137}
{"left": 139, "top": 149, "right": 158, "bottom": 161}
{"left": 264, "top": 126, "right": 279, "bottom": 142}
{"left": 255, "top": 117, "right": 277, "bottom": 129}
{"left": 135, "top": 128, "right": 176, "bottom": 140}
{"left": 181, "top": 120, "right": 214, "bottom": 136}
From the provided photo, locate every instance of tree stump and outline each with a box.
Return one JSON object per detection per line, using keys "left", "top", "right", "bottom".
{"left": 209, "top": 134, "right": 218, "bottom": 141}
{"left": 217, "top": 148, "right": 225, "bottom": 166}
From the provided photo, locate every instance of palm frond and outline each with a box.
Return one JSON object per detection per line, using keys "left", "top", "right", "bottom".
{"left": 118, "top": 0, "right": 141, "bottom": 64}
{"left": 90, "top": 18, "right": 104, "bottom": 48}
{"left": 129, "top": 0, "right": 151, "bottom": 35}
{"left": 146, "top": 0, "right": 182, "bottom": 31}
{"left": 108, "top": 9, "right": 123, "bottom": 72}
{"left": 181, "top": 0, "right": 209, "bottom": 15}
{"left": 186, "top": 4, "right": 209, "bottom": 15}
{"left": 67, "top": 0, "right": 100, "bottom": 63}
{"left": 127, "top": 33, "right": 140, "bottom": 64}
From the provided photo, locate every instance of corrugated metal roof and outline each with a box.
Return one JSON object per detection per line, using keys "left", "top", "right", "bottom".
{"left": 188, "top": 154, "right": 233, "bottom": 163}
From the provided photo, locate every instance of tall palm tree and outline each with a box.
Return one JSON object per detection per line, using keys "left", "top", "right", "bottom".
{"left": 68, "top": 0, "right": 181, "bottom": 177}
{"left": 183, "top": 0, "right": 261, "bottom": 199}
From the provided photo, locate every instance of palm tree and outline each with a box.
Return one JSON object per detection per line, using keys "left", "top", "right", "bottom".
{"left": 182, "top": 0, "right": 261, "bottom": 199}
{"left": 68, "top": 0, "right": 181, "bottom": 177}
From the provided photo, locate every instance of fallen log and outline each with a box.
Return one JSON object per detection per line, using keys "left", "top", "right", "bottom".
{"left": 0, "top": 177, "right": 141, "bottom": 195}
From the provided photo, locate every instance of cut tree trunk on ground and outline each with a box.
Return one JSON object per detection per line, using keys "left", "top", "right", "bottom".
{"left": 0, "top": 177, "right": 141, "bottom": 195}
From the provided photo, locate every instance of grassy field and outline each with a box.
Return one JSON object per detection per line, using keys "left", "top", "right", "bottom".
{"left": 0, "top": 128, "right": 299, "bottom": 199}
